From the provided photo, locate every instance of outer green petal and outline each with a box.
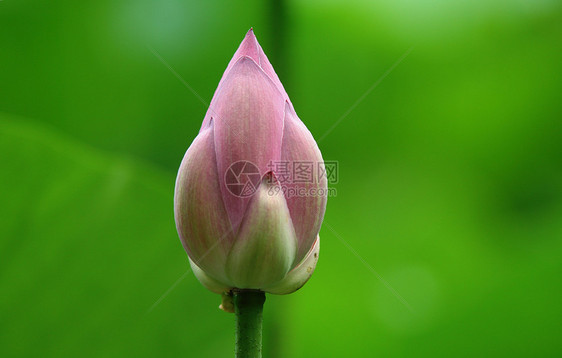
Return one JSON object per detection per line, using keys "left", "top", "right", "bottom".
{"left": 263, "top": 236, "right": 320, "bottom": 295}
{"left": 225, "top": 175, "right": 298, "bottom": 289}
{"left": 189, "top": 258, "right": 232, "bottom": 295}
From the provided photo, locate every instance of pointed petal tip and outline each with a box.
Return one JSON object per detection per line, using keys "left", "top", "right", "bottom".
{"left": 226, "top": 55, "right": 262, "bottom": 75}
{"left": 262, "top": 170, "right": 280, "bottom": 187}
{"left": 243, "top": 28, "right": 258, "bottom": 43}
{"left": 246, "top": 28, "right": 258, "bottom": 41}
{"left": 284, "top": 99, "right": 294, "bottom": 112}
{"left": 237, "top": 54, "right": 256, "bottom": 63}
{"left": 232, "top": 31, "right": 260, "bottom": 66}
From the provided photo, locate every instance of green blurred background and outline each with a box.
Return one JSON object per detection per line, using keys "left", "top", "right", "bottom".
{"left": 1, "top": 0, "right": 561, "bottom": 356}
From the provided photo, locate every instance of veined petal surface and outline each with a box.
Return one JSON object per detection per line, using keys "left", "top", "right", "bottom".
{"left": 174, "top": 126, "right": 234, "bottom": 284}
{"left": 281, "top": 103, "right": 327, "bottom": 263}
{"left": 225, "top": 175, "right": 297, "bottom": 288}
{"left": 212, "top": 56, "right": 285, "bottom": 233}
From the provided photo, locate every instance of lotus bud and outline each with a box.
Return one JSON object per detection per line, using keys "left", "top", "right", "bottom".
{"left": 174, "top": 29, "right": 327, "bottom": 306}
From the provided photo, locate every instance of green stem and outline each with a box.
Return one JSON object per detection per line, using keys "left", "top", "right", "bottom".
{"left": 234, "top": 290, "right": 266, "bottom": 358}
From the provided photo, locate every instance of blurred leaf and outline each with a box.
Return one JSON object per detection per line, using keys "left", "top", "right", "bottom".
{"left": 1, "top": 0, "right": 562, "bottom": 356}
{"left": 0, "top": 114, "right": 232, "bottom": 357}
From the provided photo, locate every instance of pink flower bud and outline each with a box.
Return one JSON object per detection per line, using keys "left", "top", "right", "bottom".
{"left": 174, "top": 29, "right": 327, "bottom": 296}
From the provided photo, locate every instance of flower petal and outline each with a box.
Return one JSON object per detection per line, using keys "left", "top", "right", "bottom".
{"left": 281, "top": 103, "right": 328, "bottom": 263}
{"left": 212, "top": 56, "right": 286, "bottom": 233}
{"left": 225, "top": 174, "right": 297, "bottom": 288}
{"left": 223, "top": 29, "right": 261, "bottom": 79}
{"left": 189, "top": 258, "right": 231, "bottom": 295}
{"left": 200, "top": 29, "right": 293, "bottom": 131}
{"left": 174, "top": 125, "right": 234, "bottom": 284}
{"left": 263, "top": 236, "right": 320, "bottom": 295}
{"left": 251, "top": 31, "right": 292, "bottom": 107}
